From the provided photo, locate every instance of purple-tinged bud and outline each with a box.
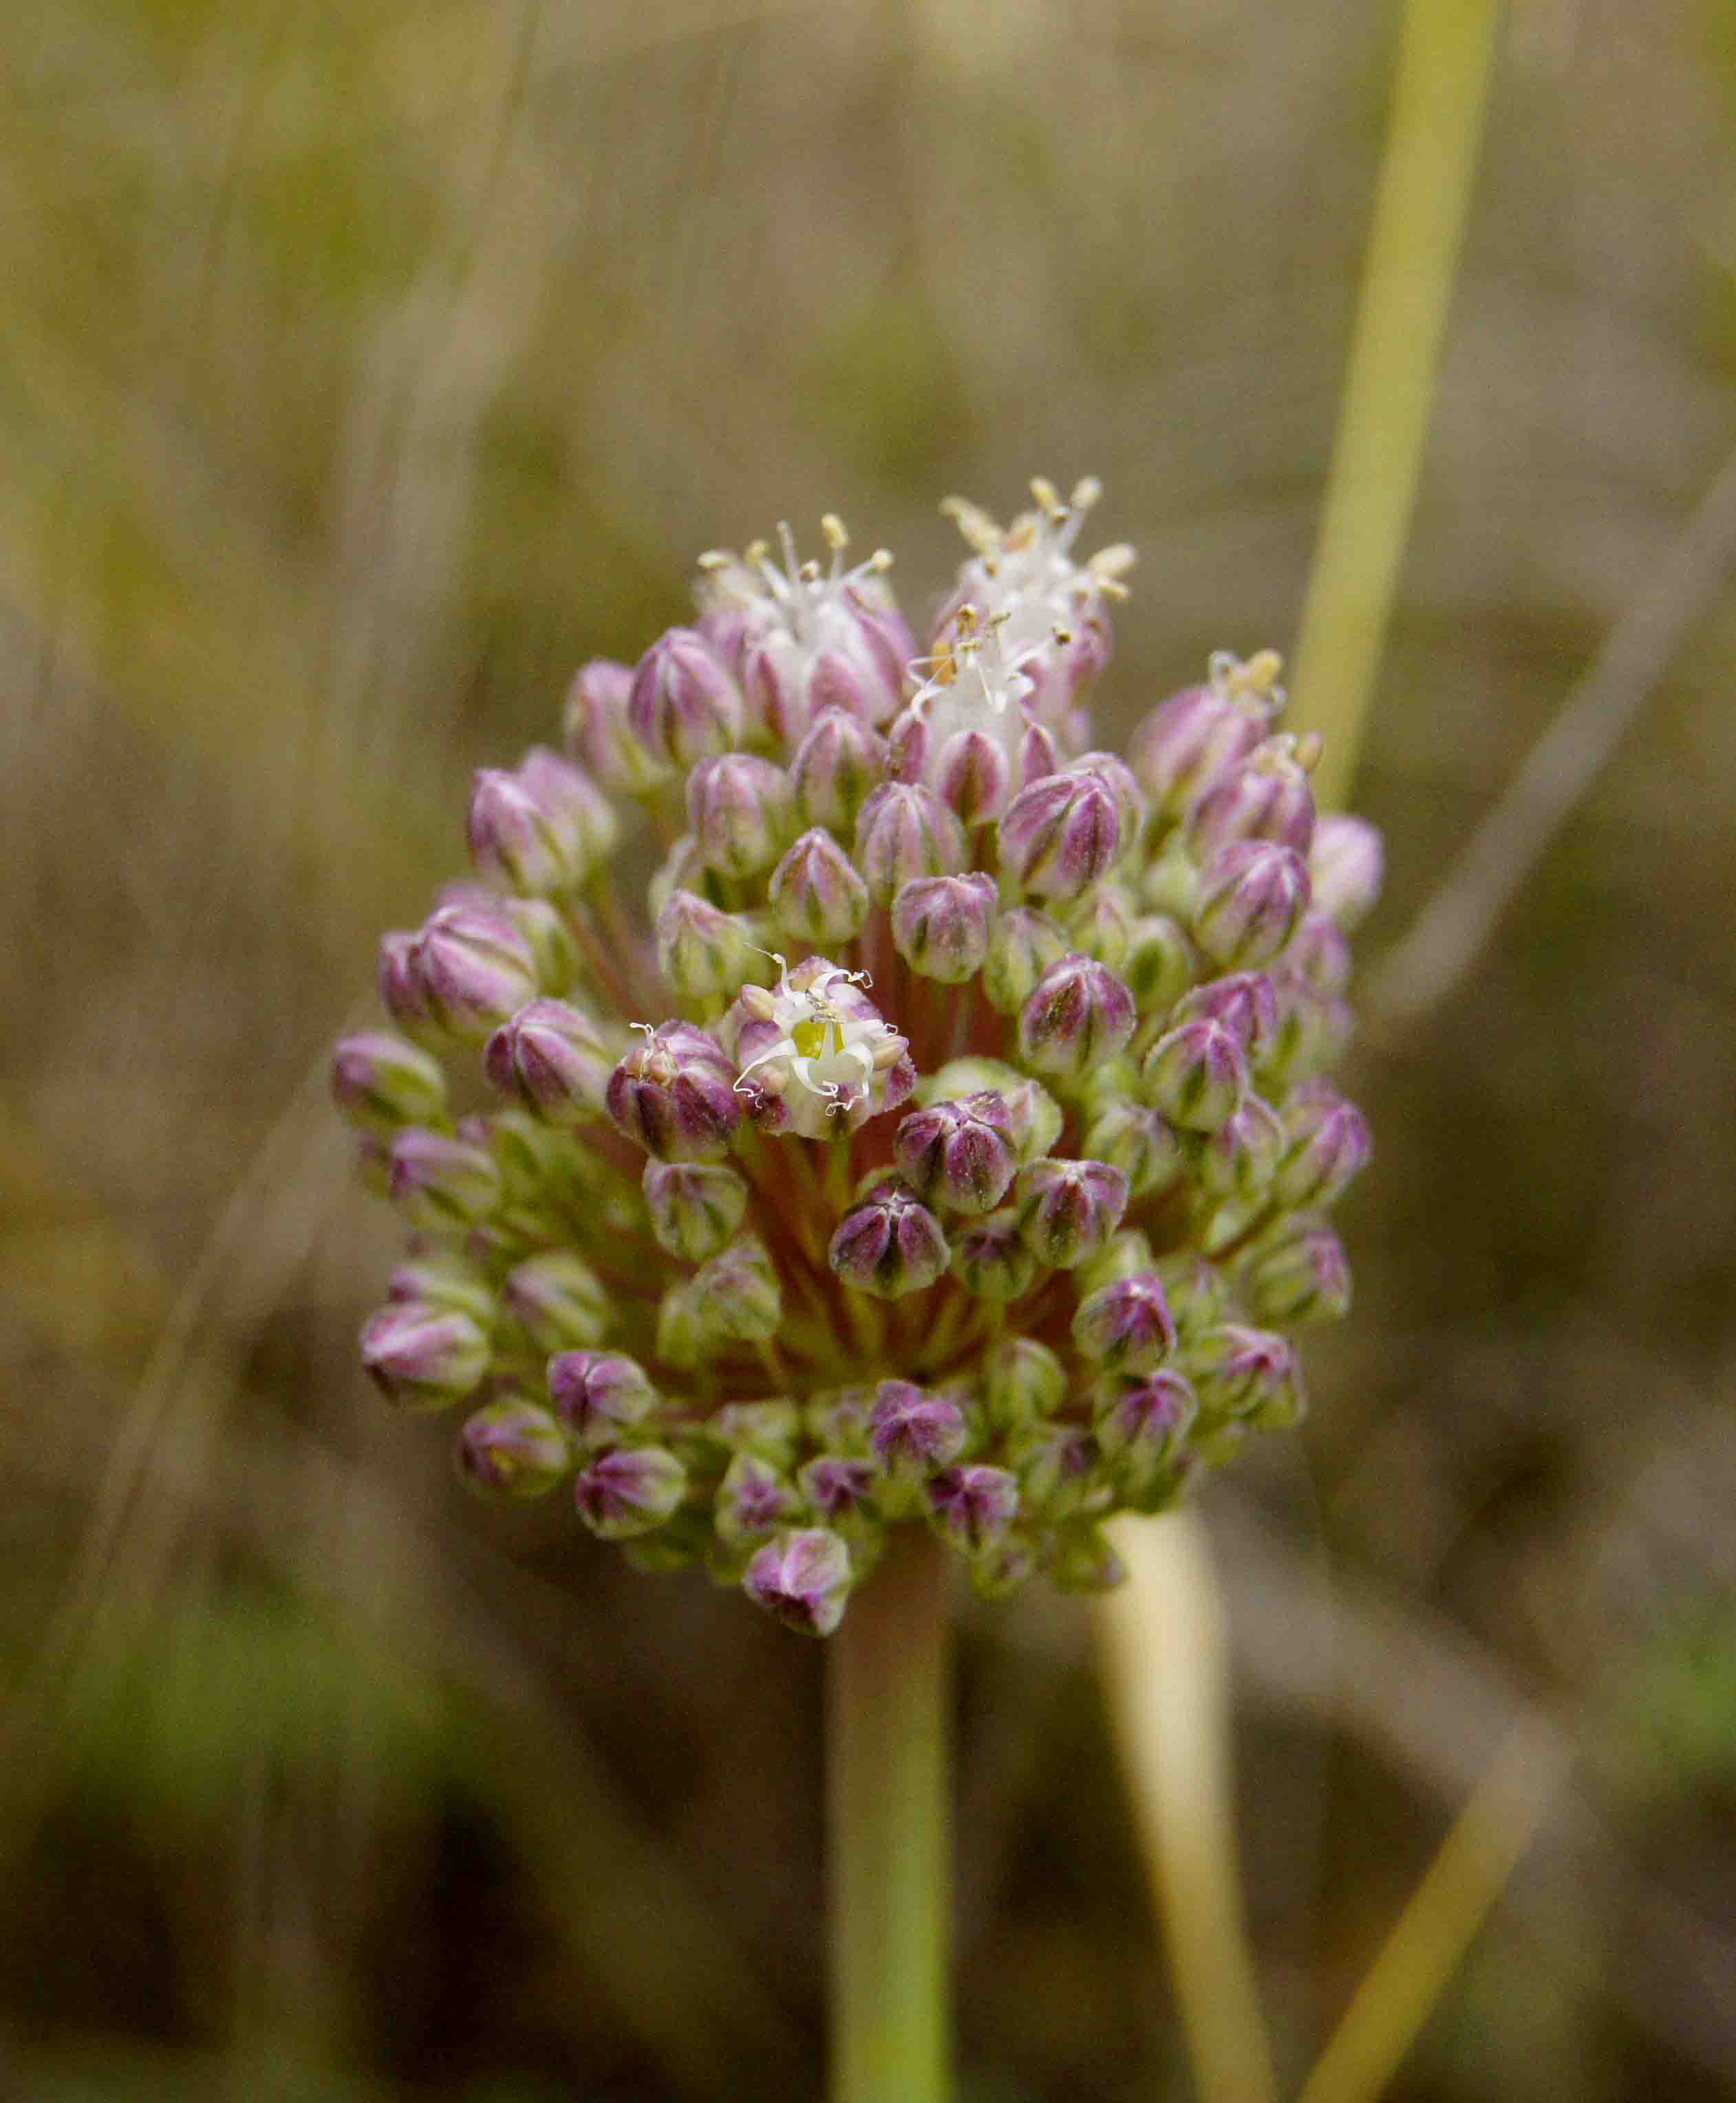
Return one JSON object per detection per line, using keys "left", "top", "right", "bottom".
{"left": 829, "top": 1179, "right": 950, "bottom": 1299}
{"left": 376, "top": 930, "right": 437, "bottom": 1039}
{"left": 388, "top": 1251, "right": 495, "bottom": 1324}
{"left": 606, "top": 1021, "right": 740, "bottom": 1162}
{"left": 690, "top": 1234, "right": 782, "bottom": 1343}
{"left": 1242, "top": 1218, "right": 1353, "bottom": 1327}
{"left": 1156, "top": 1253, "right": 1231, "bottom": 1337}
{"left": 501, "top": 1252, "right": 608, "bottom": 1353}
{"left": 1014, "top": 1157, "right": 1129, "bottom": 1270}
{"left": 359, "top": 1301, "right": 491, "bottom": 1411}
{"left": 467, "top": 747, "right": 615, "bottom": 895}
{"left": 950, "top": 1210, "right": 1041, "bottom": 1301}
{"left": 409, "top": 903, "right": 539, "bottom": 1040}
{"left": 1093, "top": 1367, "right": 1196, "bottom": 1462}
{"left": 1120, "top": 914, "right": 1197, "bottom": 1012}
{"left": 389, "top": 1128, "right": 502, "bottom": 1229}
{"left": 1308, "top": 813, "right": 1384, "bottom": 928}
{"left": 547, "top": 1349, "right": 658, "bottom": 1444}
{"left": 791, "top": 707, "right": 887, "bottom": 833}
{"left": 1273, "top": 1085, "right": 1372, "bottom": 1208}
{"left": 982, "top": 906, "right": 1070, "bottom": 1016}
{"left": 1050, "top": 1522, "right": 1128, "bottom": 1594}
{"left": 627, "top": 626, "right": 742, "bottom": 769}
{"left": 1141, "top": 1018, "right": 1247, "bottom": 1132}
{"left": 456, "top": 1397, "right": 570, "bottom": 1499}
{"left": 926, "top": 1464, "right": 1019, "bottom": 1554}
{"left": 894, "top": 1093, "right": 1019, "bottom": 1215}
{"left": 1286, "top": 912, "right": 1353, "bottom": 995}
{"left": 332, "top": 1032, "right": 448, "bottom": 1133}
{"left": 1072, "top": 1270, "right": 1177, "bottom": 1374}
{"left": 891, "top": 872, "right": 997, "bottom": 983}
{"left": 1018, "top": 952, "right": 1137, "bottom": 1080}
{"left": 924, "top": 1059, "right": 1064, "bottom": 1164}
{"left": 1194, "top": 840, "right": 1311, "bottom": 970}
{"left": 641, "top": 1158, "right": 748, "bottom": 1263}
{"left": 806, "top": 1386, "right": 875, "bottom": 1455}
{"left": 715, "top": 1452, "right": 800, "bottom": 1550}
{"left": 982, "top": 1336, "right": 1067, "bottom": 1429}
{"left": 564, "top": 656, "right": 665, "bottom": 792}
{"left": 868, "top": 1379, "right": 967, "bottom": 1480}
{"left": 1007, "top": 1423, "right": 1100, "bottom": 1517}
{"left": 1173, "top": 972, "right": 1280, "bottom": 1067}
{"left": 1071, "top": 750, "right": 1146, "bottom": 842}
{"left": 654, "top": 890, "right": 756, "bottom": 999}
{"left": 1261, "top": 970, "right": 1355, "bottom": 1087}
{"left": 853, "top": 781, "right": 967, "bottom": 904}
{"left": 483, "top": 998, "right": 612, "bottom": 1123}
{"left": 998, "top": 768, "right": 1122, "bottom": 903}
{"left": 1128, "top": 652, "right": 1280, "bottom": 816}
{"left": 1082, "top": 1100, "right": 1183, "bottom": 1198}
{"left": 1189, "top": 1323, "right": 1306, "bottom": 1427}
{"left": 574, "top": 1444, "right": 689, "bottom": 1538}
{"left": 743, "top": 1526, "right": 854, "bottom": 1636}
{"left": 799, "top": 1456, "right": 877, "bottom": 1528}
{"left": 767, "top": 828, "right": 870, "bottom": 946}
{"left": 1196, "top": 1093, "right": 1286, "bottom": 1202}
{"left": 685, "top": 752, "right": 795, "bottom": 879}
{"left": 1185, "top": 733, "right": 1317, "bottom": 862}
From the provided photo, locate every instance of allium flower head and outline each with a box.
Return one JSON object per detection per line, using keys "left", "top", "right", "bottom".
{"left": 336, "top": 479, "right": 1378, "bottom": 1632}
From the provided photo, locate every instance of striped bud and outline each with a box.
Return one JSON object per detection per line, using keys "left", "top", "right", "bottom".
{"left": 1014, "top": 1157, "right": 1128, "bottom": 1270}
{"left": 641, "top": 1158, "right": 748, "bottom": 1263}
{"left": 627, "top": 627, "right": 742, "bottom": 769}
{"left": 829, "top": 1179, "right": 950, "bottom": 1299}
{"left": 457, "top": 1398, "right": 571, "bottom": 1499}
{"left": 1241, "top": 1217, "right": 1353, "bottom": 1327}
{"left": 685, "top": 752, "right": 794, "bottom": 879}
{"left": 998, "top": 767, "right": 1122, "bottom": 903}
{"left": 574, "top": 1444, "right": 689, "bottom": 1538}
{"left": 359, "top": 1301, "right": 490, "bottom": 1411}
{"left": 950, "top": 1210, "right": 1041, "bottom": 1301}
{"left": 869, "top": 1380, "right": 967, "bottom": 1480}
{"left": 606, "top": 1021, "right": 740, "bottom": 1162}
{"left": 547, "top": 1349, "right": 658, "bottom": 1444}
{"left": 853, "top": 782, "right": 967, "bottom": 904}
{"left": 483, "top": 999, "right": 612, "bottom": 1122}
{"left": 743, "top": 1527, "right": 854, "bottom": 1636}
{"left": 1272, "top": 1084, "right": 1372, "bottom": 1208}
{"left": 331, "top": 1032, "right": 449, "bottom": 1133}
{"left": 502, "top": 1251, "right": 609, "bottom": 1354}
{"left": 1141, "top": 1018, "right": 1247, "bottom": 1132}
{"left": 767, "top": 828, "right": 870, "bottom": 945}
{"left": 655, "top": 890, "right": 756, "bottom": 999}
{"left": 1071, "top": 1270, "right": 1177, "bottom": 1374}
{"left": 1018, "top": 952, "right": 1136, "bottom": 1080}
{"left": 891, "top": 873, "right": 997, "bottom": 983}
{"left": 894, "top": 1093, "right": 1019, "bottom": 1215}
{"left": 925, "top": 1464, "right": 1020, "bottom": 1554}
{"left": 791, "top": 708, "right": 887, "bottom": 833}
{"left": 1194, "top": 840, "right": 1311, "bottom": 970}
{"left": 388, "top": 1128, "right": 502, "bottom": 1229}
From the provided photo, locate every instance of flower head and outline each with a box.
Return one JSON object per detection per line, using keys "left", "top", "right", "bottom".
{"left": 339, "top": 482, "right": 1378, "bottom": 1632}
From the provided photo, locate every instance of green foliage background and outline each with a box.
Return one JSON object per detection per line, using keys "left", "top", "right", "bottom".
{"left": 3, "top": 1, "right": 1735, "bottom": 2095}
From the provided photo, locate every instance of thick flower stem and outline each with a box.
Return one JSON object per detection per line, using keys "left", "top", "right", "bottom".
{"left": 827, "top": 1526, "right": 952, "bottom": 2103}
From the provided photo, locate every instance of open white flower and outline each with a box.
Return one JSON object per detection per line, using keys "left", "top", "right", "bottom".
{"left": 727, "top": 953, "right": 912, "bottom": 1140}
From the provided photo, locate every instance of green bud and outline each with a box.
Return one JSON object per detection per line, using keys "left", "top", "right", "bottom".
{"left": 982, "top": 1336, "right": 1067, "bottom": 1431}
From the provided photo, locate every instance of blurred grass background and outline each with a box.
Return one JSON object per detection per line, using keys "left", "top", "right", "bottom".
{"left": 4, "top": 0, "right": 1736, "bottom": 2095}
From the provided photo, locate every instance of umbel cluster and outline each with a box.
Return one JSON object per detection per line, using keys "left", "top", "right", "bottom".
{"left": 333, "top": 480, "right": 1380, "bottom": 1634}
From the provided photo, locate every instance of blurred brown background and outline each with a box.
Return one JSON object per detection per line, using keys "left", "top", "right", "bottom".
{"left": 4, "top": 0, "right": 1736, "bottom": 2096}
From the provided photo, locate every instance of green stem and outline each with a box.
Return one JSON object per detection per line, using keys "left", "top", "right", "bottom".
{"left": 1287, "top": 0, "right": 1502, "bottom": 808}
{"left": 828, "top": 1526, "right": 952, "bottom": 2103}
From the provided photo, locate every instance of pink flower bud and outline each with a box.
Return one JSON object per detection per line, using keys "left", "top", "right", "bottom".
{"left": 925, "top": 1464, "right": 1020, "bottom": 1554}
{"left": 1014, "top": 1157, "right": 1128, "bottom": 1270}
{"left": 1173, "top": 972, "right": 1280, "bottom": 1066}
{"left": 998, "top": 767, "right": 1122, "bottom": 903}
{"left": 376, "top": 930, "right": 436, "bottom": 1038}
{"left": 1093, "top": 1367, "right": 1196, "bottom": 1462}
{"left": 483, "top": 998, "right": 612, "bottom": 1122}
{"left": 359, "top": 1300, "right": 491, "bottom": 1411}
{"left": 654, "top": 890, "right": 755, "bottom": 998}
{"left": 767, "top": 827, "right": 870, "bottom": 945}
{"left": 1194, "top": 840, "right": 1311, "bottom": 969}
{"left": 1071, "top": 1270, "right": 1177, "bottom": 1373}
{"left": 950, "top": 1210, "right": 1041, "bottom": 1301}
{"left": 791, "top": 707, "right": 888, "bottom": 833}
{"left": 388, "top": 1128, "right": 502, "bottom": 1228}
{"left": 605, "top": 1021, "right": 740, "bottom": 1161}
{"left": 1188, "top": 1323, "right": 1306, "bottom": 1427}
{"left": 564, "top": 657, "right": 663, "bottom": 791}
{"left": 1128, "top": 661, "right": 1276, "bottom": 815}
{"left": 743, "top": 1526, "right": 855, "bottom": 1636}
{"left": 409, "top": 901, "right": 540, "bottom": 1040}
{"left": 1196, "top": 1093, "right": 1286, "bottom": 1202}
{"left": 685, "top": 752, "right": 794, "bottom": 879}
{"left": 1241, "top": 1217, "right": 1353, "bottom": 1327}
{"left": 868, "top": 1379, "right": 967, "bottom": 1478}
{"left": 1018, "top": 952, "right": 1137, "bottom": 1078}
{"left": 548, "top": 1349, "right": 658, "bottom": 1444}
{"left": 641, "top": 1157, "right": 748, "bottom": 1263}
{"left": 1184, "top": 734, "right": 1316, "bottom": 862}
{"left": 1286, "top": 912, "right": 1353, "bottom": 995}
{"left": 456, "top": 1397, "right": 571, "bottom": 1499}
{"left": 1141, "top": 1017, "right": 1247, "bottom": 1132}
{"left": 467, "top": 747, "right": 616, "bottom": 895}
{"left": 853, "top": 781, "right": 967, "bottom": 904}
{"left": 574, "top": 1444, "right": 689, "bottom": 1537}
{"left": 628, "top": 626, "right": 742, "bottom": 769}
{"left": 891, "top": 872, "right": 998, "bottom": 983}
{"left": 1272, "top": 1084, "right": 1372, "bottom": 1208}
{"left": 331, "top": 1032, "right": 449, "bottom": 1133}
{"left": 715, "top": 1452, "right": 800, "bottom": 1550}
{"left": 828, "top": 1178, "right": 950, "bottom": 1299}
{"left": 1308, "top": 813, "right": 1384, "bottom": 928}
{"left": 894, "top": 1092, "right": 1019, "bottom": 1215}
